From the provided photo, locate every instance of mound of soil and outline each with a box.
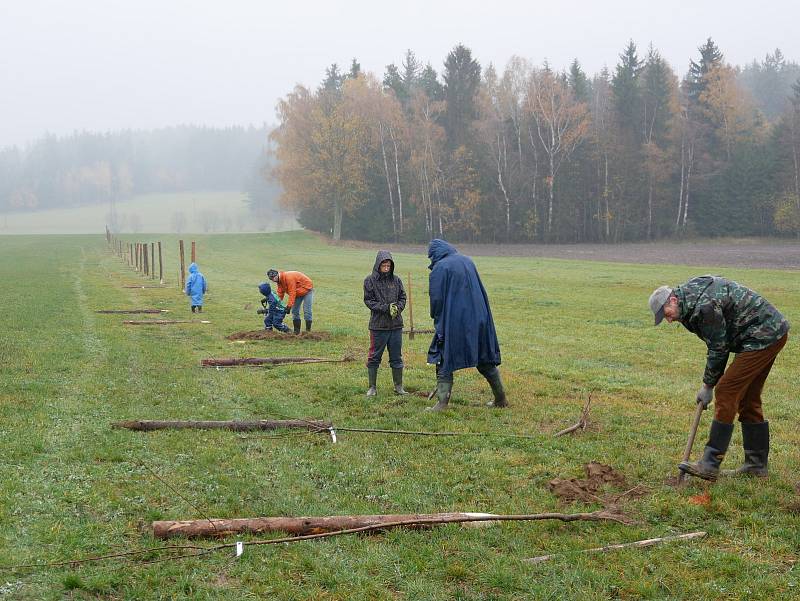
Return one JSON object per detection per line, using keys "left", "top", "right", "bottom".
{"left": 226, "top": 330, "right": 331, "bottom": 342}
{"left": 549, "top": 462, "right": 646, "bottom": 506}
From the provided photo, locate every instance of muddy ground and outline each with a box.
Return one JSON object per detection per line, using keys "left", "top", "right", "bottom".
{"left": 227, "top": 330, "right": 331, "bottom": 342}
{"left": 338, "top": 239, "right": 800, "bottom": 270}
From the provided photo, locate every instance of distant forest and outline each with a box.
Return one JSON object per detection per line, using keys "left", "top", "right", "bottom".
{"left": 272, "top": 40, "right": 800, "bottom": 242}
{"left": 0, "top": 125, "right": 280, "bottom": 223}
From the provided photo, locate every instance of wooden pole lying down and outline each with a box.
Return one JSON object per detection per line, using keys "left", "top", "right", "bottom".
{"left": 153, "top": 509, "right": 628, "bottom": 539}
{"left": 201, "top": 357, "right": 349, "bottom": 367}
{"left": 113, "top": 419, "right": 331, "bottom": 432}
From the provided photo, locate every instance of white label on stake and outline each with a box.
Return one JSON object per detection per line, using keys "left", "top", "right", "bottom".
{"left": 330, "top": 429, "right": 337, "bottom": 444}
{"left": 235, "top": 541, "right": 243, "bottom": 557}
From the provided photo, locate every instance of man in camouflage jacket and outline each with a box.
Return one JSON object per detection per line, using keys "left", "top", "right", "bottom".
{"left": 649, "top": 276, "right": 789, "bottom": 481}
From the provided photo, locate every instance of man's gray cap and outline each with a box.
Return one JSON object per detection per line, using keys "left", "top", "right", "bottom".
{"left": 649, "top": 285, "right": 673, "bottom": 325}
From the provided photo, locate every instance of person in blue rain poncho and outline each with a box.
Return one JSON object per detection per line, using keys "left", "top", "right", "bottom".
{"left": 258, "top": 281, "right": 289, "bottom": 333}
{"left": 426, "top": 239, "right": 507, "bottom": 411}
{"left": 185, "top": 262, "right": 208, "bottom": 313}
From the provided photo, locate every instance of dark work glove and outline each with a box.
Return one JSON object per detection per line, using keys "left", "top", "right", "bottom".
{"left": 696, "top": 384, "right": 713, "bottom": 409}
{"left": 260, "top": 298, "right": 268, "bottom": 308}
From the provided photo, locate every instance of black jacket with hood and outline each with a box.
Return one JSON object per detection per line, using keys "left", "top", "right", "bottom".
{"left": 363, "top": 250, "right": 406, "bottom": 330}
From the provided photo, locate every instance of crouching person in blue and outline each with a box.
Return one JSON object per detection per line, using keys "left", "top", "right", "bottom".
{"left": 258, "top": 282, "right": 289, "bottom": 333}
{"left": 185, "top": 262, "right": 207, "bottom": 313}
{"left": 363, "top": 250, "right": 407, "bottom": 396}
{"left": 426, "top": 239, "right": 507, "bottom": 411}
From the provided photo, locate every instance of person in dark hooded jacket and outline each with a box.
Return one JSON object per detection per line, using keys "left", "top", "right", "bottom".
{"left": 426, "top": 239, "right": 507, "bottom": 411}
{"left": 258, "top": 282, "right": 289, "bottom": 333}
{"left": 363, "top": 250, "right": 407, "bottom": 396}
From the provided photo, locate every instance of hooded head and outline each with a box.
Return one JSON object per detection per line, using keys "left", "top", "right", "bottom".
{"left": 258, "top": 281, "right": 272, "bottom": 297}
{"left": 427, "top": 239, "right": 457, "bottom": 269}
{"left": 372, "top": 250, "right": 394, "bottom": 277}
{"left": 188, "top": 262, "right": 199, "bottom": 274}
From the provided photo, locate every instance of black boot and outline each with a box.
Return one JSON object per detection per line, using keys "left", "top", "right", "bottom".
{"left": 305, "top": 320, "right": 312, "bottom": 332}
{"left": 366, "top": 366, "right": 378, "bottom": 397}
{"left": 723, "top": 421, "right": 769, "bottom": 477}
{"left": 293, "top": 319, "right": 302, "bottom": 335}
{"left": 427, "top": 381, "right": 452, "bottom": 411}
{"left": 678, "top": 419, "right": 734, "bottom": 482}
{"left": 480, "top": 366, "right": 508, "bottom": 408}
{"left": 392, "top": 368, "right": 408, "bottom": 395}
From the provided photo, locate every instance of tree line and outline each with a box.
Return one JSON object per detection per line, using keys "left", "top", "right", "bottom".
{"left": 271, "top": 41, "right": 800, "bottom": 242}
{"left": 0, "top": 125, "right": 280, "bottom": 221}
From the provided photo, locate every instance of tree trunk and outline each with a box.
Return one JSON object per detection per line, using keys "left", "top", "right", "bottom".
{"left": 379, "top": 124, "right": 397, "bottom": 240}
{"left": 677, "top": 137, "right": 685, "bottom": 229}
{"left": 333, "top": 201, "right": 343, "bottom": 241}
{"left": 113, "top": 419, "right": 331, "bottom": 432}
{"left": 390, "top": 127, "right": 404, "bottom": 234}
{"left": 152, "top": 510, "right": 629, "bottom": 539}
{"left": 201, "top": 357, "right": 347, "bottom": 367}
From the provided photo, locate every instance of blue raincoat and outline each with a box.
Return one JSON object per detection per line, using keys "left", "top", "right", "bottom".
{"left": 258, "top": 282, "right": 288, "bottom": 331}
{"left": 185, "top": 262, "right": 207, "bottom": 306}
{"left": 426, "top": 239, "right": 501, "bottom": 377}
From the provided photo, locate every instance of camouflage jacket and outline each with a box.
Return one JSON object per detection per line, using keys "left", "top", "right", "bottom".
{"left": 676, "top": 276, "right": 789, "bottom": 386}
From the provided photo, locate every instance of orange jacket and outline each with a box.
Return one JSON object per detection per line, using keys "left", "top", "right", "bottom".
{"left": 276, "top": 271, "right": 314, "bottom": 307}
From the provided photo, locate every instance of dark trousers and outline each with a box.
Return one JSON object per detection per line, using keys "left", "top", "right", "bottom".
{"left": 437, "top": 363, "right": 498, "bottom": 384}
{"left": 714, "top": 334, "right": 788, "bottom": 424}
{"left": 367, "top": 329, "right": 403, "bottom": 368}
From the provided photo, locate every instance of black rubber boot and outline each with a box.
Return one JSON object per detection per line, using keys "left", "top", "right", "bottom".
{"left": 678, "top": 419, "right": 734, "bottom": 482}
{"left": 366, "top": 366, "right": 378, "bottom": 397}
{"left": 427, "top": 381, "right": 452, "bottom": 411}
{"left": 479, "top": 365, "right": 508, "bottom": 408}
{"left": 305, "top": 320, "right": 312, "bottom": 332}
{"left": 392, "top": 368, "right": 408, "bottom": 395}
{"left": 293, "top": 319, "right": 302, "bottom": 335}
{"left": 723, "top": 421, "right": 769, "bottom": 477}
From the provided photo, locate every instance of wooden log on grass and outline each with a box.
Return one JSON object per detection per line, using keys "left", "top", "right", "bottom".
{"left": 201, "top": 356, "right": 349, "bottom": 367}
{"left": 113, "top": 418, "right": 332, "bottom": 433}
{"left": 403, "top": 328, "right": 434, "bottom": 335}
{"left": 123, "top": 319, "right": 209, "bottom": 325}
{"left": 96, "top": 309, "right": 168, "bottom": 314}
{"left": 153, "top": 509, "right": 629, "bottom": 539}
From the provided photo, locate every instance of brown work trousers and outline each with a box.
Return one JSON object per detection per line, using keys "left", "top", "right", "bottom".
{"left": 714, "top": 334, "right": 788, "bottom": 424}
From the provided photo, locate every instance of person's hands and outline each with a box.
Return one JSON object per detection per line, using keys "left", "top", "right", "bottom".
{"left": 696, "top": 384, "right": 713, "bottom": 409}
{"left": 389, "top": 303, "right": 399, "bottom": 318}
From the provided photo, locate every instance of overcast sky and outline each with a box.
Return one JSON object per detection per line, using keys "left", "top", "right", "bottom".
{"left": 1, "top": 0, "right": 796, "bottom": 148}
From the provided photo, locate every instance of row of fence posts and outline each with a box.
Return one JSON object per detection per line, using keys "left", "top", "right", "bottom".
{"left": 105, "top": 226, "right": 197, "bottom": 289}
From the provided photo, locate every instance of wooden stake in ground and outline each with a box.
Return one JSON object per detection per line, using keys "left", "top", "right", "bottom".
{"left": 153, "top": 509, "right": 630, "bottom": 539}
{"left": 554, "top": 395, "right": 593, "bottom": 436}
{"left": 201, "top": 356, "right": 352, "bottom": 367}
{"left": 408, "top": 272, "right": 415, "bottom": 340}
{"left": 113, "top": 419, "right": 331, "bottom": 432}
{"left": 143, "top": 244, "right": 149, "bottom": 276}
{"left": 150, "top": 242, "right": 155, "bottom": 279}
{"left": 158, "top": 241, "right": 164, "bottom": 284}
{"left": 179, "top": 240, "right": 186, "bottom": 290}
{"left": 524, "top": 531, "right": 707, "bottom": 564}
{"left": 191, "top": 240, "right": 196, "bottom": 263}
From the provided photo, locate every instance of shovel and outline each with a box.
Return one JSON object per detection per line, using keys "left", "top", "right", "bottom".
{"left": 677, "top": 402, "right": 706, "bottom": 485}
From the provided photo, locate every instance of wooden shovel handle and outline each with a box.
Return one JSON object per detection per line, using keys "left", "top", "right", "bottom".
{"left": 678, "top": 402, "right": 705, "bottom": 484}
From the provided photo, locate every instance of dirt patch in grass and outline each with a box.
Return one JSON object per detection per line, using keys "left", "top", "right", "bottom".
{"left": 226, "top": 330, "right": 331, "bottom": 342}
{"left": 549, "top": 462, "right": 647, "bottom": 506}
{"left": 333, "top": 236, "right": 800, "bottom": 270}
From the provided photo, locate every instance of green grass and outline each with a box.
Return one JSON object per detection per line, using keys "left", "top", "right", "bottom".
{"left": 0, "top": 191, "right": 298, "bottom": 235}
{"left": 1, "top": 231, "right": 798, "bottom": 600}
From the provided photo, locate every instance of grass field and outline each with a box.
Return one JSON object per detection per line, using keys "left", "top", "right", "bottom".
{"left": 0, "top": 191, "right": 298, "bottom": 235}
{"left": 1, "top": 231, "right": 798, "bottom": 600}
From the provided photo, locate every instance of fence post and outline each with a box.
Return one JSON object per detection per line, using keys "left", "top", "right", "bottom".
{"left": 144, "top": 244, "right": 150, "bottom": 276}
{"left": 179, "top": 240, "right": 186, "bottom": 290}
{"left": 158, "top": 241, "right": 164, "bottom": 284}
{"left": 408, "top": 272, "right": 415, "bottom": 340}
{"left": 150, "top": 243, "right": 155, "bottom": 279}
{"left": 191, "top": 241, "right": 196, "bottom": 263}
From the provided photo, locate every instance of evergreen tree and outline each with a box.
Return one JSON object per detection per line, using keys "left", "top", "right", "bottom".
{"left": 419, "top": 63, "right": 443, "bottom": 101}
{"left": 383, "top": 63, "right": 406, "bottom": 103}
{"left": 685, "top": 38, "right": 723, "bottom": 102}
{"left": 322, "top": 63, "right": 345, "bottom": 93}
{"left": 568, "top": 59, "right": 590, "bottom": 103}
{"left": 348, "top": 58, "right": 362, "bottom": 79}
{"left": 611, "top": 40, "right": 643, "bottom": 134}
{"left": 442, "top": 44, "right": 482, "bottom": 149}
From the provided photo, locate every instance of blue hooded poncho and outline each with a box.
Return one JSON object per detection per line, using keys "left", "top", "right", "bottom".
{"left": 185, "top": 262, "right": 207, "bottom": 305}
{"left": 426, "top": 239, "right": 501, "bottom": 376}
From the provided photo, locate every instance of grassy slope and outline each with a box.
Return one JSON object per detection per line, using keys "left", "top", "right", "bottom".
{"left": 0, "top": 191, "right": 298, "bottom": 235}
{"left": 0, "top": 232, "right": 798, "bottom": 600}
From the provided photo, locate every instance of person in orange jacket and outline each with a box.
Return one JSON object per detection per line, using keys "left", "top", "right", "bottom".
{"left": 267, "top": 268, "right": 314, "bottom": 334}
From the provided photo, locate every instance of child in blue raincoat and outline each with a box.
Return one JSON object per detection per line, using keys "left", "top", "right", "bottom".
{"left": 258, "top": 282, "right": 289, "bottom": 332}
{"left": 185, "top": 262, "right": 208, "bottom": 312}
